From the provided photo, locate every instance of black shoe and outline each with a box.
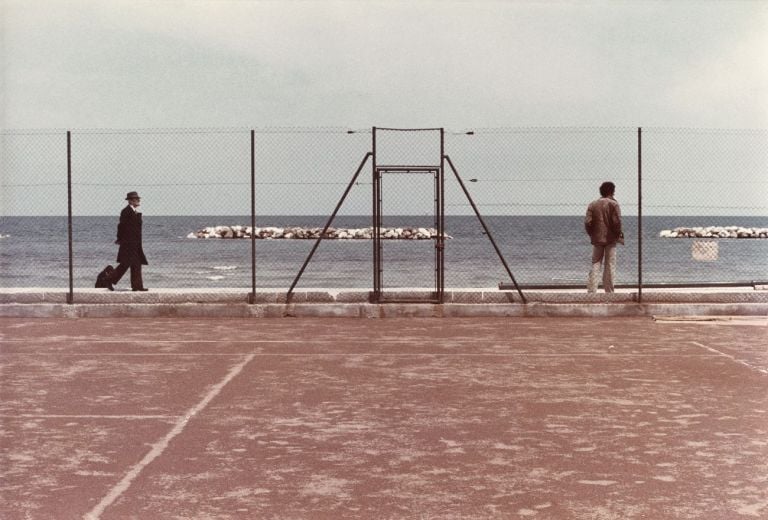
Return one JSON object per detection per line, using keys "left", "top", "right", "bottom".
{"left": 107, "top": 283, "right": 114, "bottom": 291}
{"left": 132, "top": 288, "right": 149, "bottom": 292}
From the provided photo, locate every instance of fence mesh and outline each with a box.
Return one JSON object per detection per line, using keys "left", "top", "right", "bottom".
{"left": 444, "top": 128, "right": 639, "bottom": 287}
{"left": 1, "top": 131, "right": 69, "bottom": 288}
{"left": 642, "top": 128, "right": 768, "bottom": 284}
{"left": 71, "top": 129, "right": 252, "bottom": 289}
{"left": 252, "top": 129, "right": 371, "bottom": 289}
{"left": 1, "top": 127, "right": 766, "bottom": 292}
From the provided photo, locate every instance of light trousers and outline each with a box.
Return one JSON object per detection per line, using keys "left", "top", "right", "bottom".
{"left": 588, "top": 244, "right": 617, "bottom": 293}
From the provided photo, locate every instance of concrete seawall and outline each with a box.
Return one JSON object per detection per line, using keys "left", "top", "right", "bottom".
{"left": 1, "top": 288, "right": 766, "bottom": 318}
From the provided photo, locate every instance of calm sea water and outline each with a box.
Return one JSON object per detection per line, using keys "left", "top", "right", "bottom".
{"left": 1, "top": 215, "right": 766, "bottom": 289}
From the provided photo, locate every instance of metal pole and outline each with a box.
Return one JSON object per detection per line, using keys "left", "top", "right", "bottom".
{"left": 445, "top": 155, "right": 527, "bottom": 304}
{"left": 67, "top": 131, "right": 74, "bottom": 304}
{"left": 249, "top": 130, "right": 256, "bottom": 304}
{"left": 434, "top": 169, "right": 439, "bottom": 298}
{"left": 637, "top": 127, "right": 643, "bottom": 303}
{"left": 439, "top": 128, "right": 445, "bottom": 302}
{"left": 372, "top": 127, "right": 379, "bottom": 299}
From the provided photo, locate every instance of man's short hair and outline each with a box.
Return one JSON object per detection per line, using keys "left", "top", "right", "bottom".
{"left": 599, "top": 181, "right": 616, "bottom": 197}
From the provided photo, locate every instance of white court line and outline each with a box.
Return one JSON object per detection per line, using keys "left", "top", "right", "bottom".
{"left": 83, "top": 352, "right": 256, "bottom": 520}
{"left": 1, "top": 352, "right": 723, "bottom": 358}
{"left": 0, "top": 338, "right": 520, "bottom": 344}
{"left": 1, "top": 414, "right": 174, "bottom": 420}
{"left": 691, "top": 341, "right": 768, "bottom": 376}
{"left": 0, "top": 339, "right": 302, "bottom": 343}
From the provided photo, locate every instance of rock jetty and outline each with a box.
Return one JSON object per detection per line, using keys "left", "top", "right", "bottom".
{"left": 659, "top": 226, "right": 768, "bottom": 239}
{"left": 188, "top": 226, "right": 451, "bottom": 240}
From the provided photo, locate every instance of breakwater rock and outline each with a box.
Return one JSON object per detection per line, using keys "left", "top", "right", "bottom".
{"left": 659, "top": 226, "right": 768, "bottom": 239}
{"left": 188, "top": 226, "right": 451, "bottom": 240}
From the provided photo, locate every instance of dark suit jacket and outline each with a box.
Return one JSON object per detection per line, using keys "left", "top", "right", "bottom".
{"left": 116, "top": 205, "right": 148, "bottom": 265}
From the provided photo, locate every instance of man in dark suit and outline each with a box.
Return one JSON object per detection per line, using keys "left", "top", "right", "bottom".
{"left": 108, "top": 191, "right": 148, "bottom": 291}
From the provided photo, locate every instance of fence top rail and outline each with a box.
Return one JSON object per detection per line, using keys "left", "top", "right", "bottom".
{"left": 0, "top": 127, "right": 363, "bottom": 136}
{"left": 1, "top": 126, "right": 766, "bottom": 136}
{"left": 462, "top": 127, "right": 768, "bottom": 135}
{"left": 376, "top": 166, "right": 441, "bottom": 173}
{"left": 374, "top": 127, "right": 443, "bottom": 132}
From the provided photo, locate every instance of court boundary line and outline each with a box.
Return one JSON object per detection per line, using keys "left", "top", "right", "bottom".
{"left": 0, "top": 339, "right": 304, "bottom": 343}
{"left": 690, "top": 341, "right": 768, "bottom": 375}
{"left": 83, "top": 352, "right": 256, "bottom": 520}
{"left": 2, "top": 352, "right": 724, "bottom": 358}
{"left": 0, "top": 414, "right": 175, "bottom": 420}
{"left": 1, "top": 339, "right": 527, "bottom": 344}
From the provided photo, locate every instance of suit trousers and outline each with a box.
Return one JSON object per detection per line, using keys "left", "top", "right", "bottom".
{"left": 588, "top": 244, "right": 617, "bottom": 293}
{"left": 111, "top": 262, "right": 143, "bottom": 290}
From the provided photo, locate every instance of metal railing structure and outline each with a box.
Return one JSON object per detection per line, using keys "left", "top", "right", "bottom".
{"left": 1, "top": 127, "right": 766, "bottom": 303}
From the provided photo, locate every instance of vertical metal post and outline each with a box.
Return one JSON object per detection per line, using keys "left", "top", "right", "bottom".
{"left": 637, "top": 127, "right": 643, "bottom": 303}
{"left": 67, "top": 131, "right": 74, "bottom": 304}
{"left": 434, "top": 169, "right": 439, "bottom": 297}
{"left": 372, "top": 127, "right": 379, "bottom": 300}
{"left": 249, "top": 130, "right": 256, "bottom": 304}
{"left": 438, "top": 128, "right": 445, "bottom": 302}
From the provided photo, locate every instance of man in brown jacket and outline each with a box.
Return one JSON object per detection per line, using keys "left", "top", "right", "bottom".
{"left": 585, "top": 181, "right": 624, "bottom": 293}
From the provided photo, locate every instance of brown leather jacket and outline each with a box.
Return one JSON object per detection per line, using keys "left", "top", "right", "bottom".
{"left": 585, "top": 196, "right": 623, "bottom": 246}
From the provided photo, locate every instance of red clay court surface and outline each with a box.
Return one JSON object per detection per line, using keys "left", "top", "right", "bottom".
{"left": 1, "top": 316, "right": 766, "bottom": 520}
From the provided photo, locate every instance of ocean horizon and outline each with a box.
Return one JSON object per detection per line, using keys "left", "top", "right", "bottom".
{"left": 1, "top": 215, "right": 766, "bottom": 290}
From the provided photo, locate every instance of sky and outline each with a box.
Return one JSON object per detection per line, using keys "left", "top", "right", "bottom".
{"left": 1, "top": 0, "right": 767, "bottom": 216}
{"left": 2, "top": 0, "right": 767, "bottom": 129}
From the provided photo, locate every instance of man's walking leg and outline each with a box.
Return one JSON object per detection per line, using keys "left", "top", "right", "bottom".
{"left": 130, "top": 264, "right": 144, "bottom": 291}
{"left": 110, "top": 263, "right": 129, "bottom": 286}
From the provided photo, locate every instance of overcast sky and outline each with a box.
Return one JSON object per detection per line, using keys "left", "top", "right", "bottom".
{"left": 1, "top": 0, "right": 767, "bottom": 217}
{"left": 2, "top": 0, "right": 767, "bottom": 130}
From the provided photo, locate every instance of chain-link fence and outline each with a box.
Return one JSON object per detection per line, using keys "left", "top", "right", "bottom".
{"left": 444, "top": 128, "right": 640, "bottom": 288}
{"left": 1, "top": 130, "right": 70, "bottom": 288}
{"left": 642, "top": 128, "right": 768, "bottom": 285}
{"left": 70, "top": 129, "right": 252, "bottom": 290}
{"left": 1, "top": 127, "right": 766, "bottom": 295}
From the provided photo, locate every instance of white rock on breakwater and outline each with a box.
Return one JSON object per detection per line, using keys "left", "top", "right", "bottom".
{"left": 659, "top": 226, "right": 768, "bottom": 239}
{"left": 187, "top": 226, "right": 451, "bottom": 240}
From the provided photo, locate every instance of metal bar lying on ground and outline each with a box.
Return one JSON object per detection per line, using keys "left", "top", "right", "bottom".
{"left": 499, "top": 281, "right": 768, "bottom": 290}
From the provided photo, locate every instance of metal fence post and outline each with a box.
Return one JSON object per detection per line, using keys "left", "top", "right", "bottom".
{"left": 249, "top": 129, "right": 256, "bottom": 304}
{"left": 439, "top": 128, "right": 445, "bottom": 302}
{"left": 67, "top": 130, "right": 74, "bottom": 304}
{"left": 372, "top": 126, "right": 379, "bottom": 298}
{"left": 637, "top": 127, "right": 643, "bottom": 303}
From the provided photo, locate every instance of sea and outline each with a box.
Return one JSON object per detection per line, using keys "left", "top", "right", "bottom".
{"left": 1, "top": 215, "right": 766, "bottom": 289}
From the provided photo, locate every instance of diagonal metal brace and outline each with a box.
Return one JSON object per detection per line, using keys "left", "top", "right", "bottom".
{"left": 444, "top": 155, "right": 527, "bottom": 304}
{"left": 287, "top": 153, "right": 373, "bottom": 300}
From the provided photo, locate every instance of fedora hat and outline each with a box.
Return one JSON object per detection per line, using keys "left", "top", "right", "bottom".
{"left": 125, "top": 191, "right": 141, "bottom": 200}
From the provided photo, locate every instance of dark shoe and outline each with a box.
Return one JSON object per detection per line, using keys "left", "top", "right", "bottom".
{"left": 107, "top": 283, "right": 114, "bottom": 291}
{"left": 132, "top": 288, "right": 149, "bottom": 292}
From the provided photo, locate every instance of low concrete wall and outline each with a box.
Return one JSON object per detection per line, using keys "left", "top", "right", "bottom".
{"left": 2, "top": 288, "right": 767, "bottom": 304}
{"left": 1, "top": 289, "right": 766, "bottom": 318}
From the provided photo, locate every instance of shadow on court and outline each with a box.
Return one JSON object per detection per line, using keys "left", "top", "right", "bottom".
{"left": 1, "top": 317, "right": 766, "bottom": 519}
